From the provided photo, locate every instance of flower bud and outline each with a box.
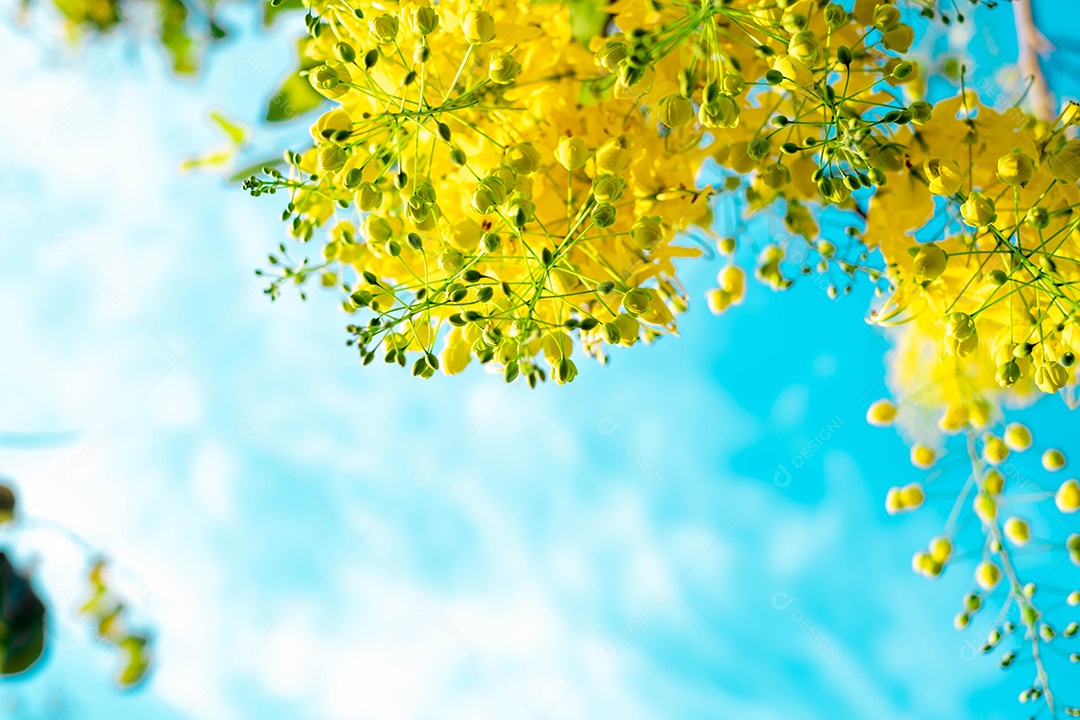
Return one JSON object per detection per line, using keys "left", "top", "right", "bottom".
{"left": 1044, "top": 448, "right": 1067, "bottom": 471}
{"left": 706, "top": 288, "right": 733, "bottom": 315}
{"left": 592, "top": 174, "right": 626, "bottom": 202}
{"left": 930, "top": 536, "right": 952, "bottom": 563}
{"left": 471, "top": 176, "right": 508, "bottom": 214}
{"left": 364, "top": 215, "right": 392, "bottom": 244}
{"left": 658, "top": 94, "right": 694, "bottom": 128}
{"left": 787, "top": 31, "right": 820, "bottom": 66}
{"left": 1057, "top": 479, "right": 1080, "bottom": 513}
{"left": 910, "top": 444, "right": 935, "bottom": 469}
{"left": 318, "top": 144, "right": 347, "bottom": 172}
{"left": 354, "top": 183, "right": 383, "bottom": 213}
{"left": 488, "top": 52, "right": 521, "bottom": 84}
{"left": 983, "top": 469, "right": 1005, "bottom": 496}
{"left": 912, "top": 242, "right": 948, "bottom": 279}
{"left": 595, "top": 135, "right": 631, "bottom": 173}
{"left": 961, "top": 191, "right": 996, "bottom": 227}
{"left": 591, "top": 202, "right": 617, "bottom": 228}
{"left": 505, "top": 142, "right": 540, "bottom": 175}
{"left": 909, "top": 100, "right": 932, "bottom": 125}
{"left": 1003, "top": 423, "right": 1032, "bottom": 451}
{"left": 924, "top": 158, "right": 962, "bottom": 196}
{"left": 553, "top": 358, "right": 578, "bottom": 385}
{"left": 823, "top": 2, "right": 846, "bottom": 29}
{"left": 596, "top": 40, "right": 628, "bottom": 73}
{"left": 630, "top": 215, "right": 664, "bottom": 250}
{"left": 984, "top": 433, "right": 1006, "bottom": 468}
{"left": 976, "top": 561, "right": 1001, "bottom": 590}
{"left": 974, "top": 492, "right": 997, "bottom": 524}
{"left": 945, "top": 311, "right": 975, "bottom": 340}
{"left": 555, "top": 136, "right": 589, "bottom": 171}
{"left": 1004, "top": 517, "right": 1031, "bottom": 546}
{"left": 873, "top": 5, "right": 901, "bottom": 32}
{"left": 1034, "top": 361, "right": 1068, "bottom": 393}
{"left": 899, "top": 482, "right": 925, "bottom": 509}
{"left": 406, "top": 5, "right": 439, "bottom": 35}
{"left": 368, "top": 13, "right": 399, "bottom": 44}
{"left": 1026, "top": 206, "right": 1050, "bottom": 229}
{"left": 622, "top": 288, "right": 652, "bottom": 316}
{"left": 866, "top": 399, "right": 897, "bottom": 427}
{"left": 996, "top": 359, "right": 1021, "bottom": 387}
{"left": 997, "top": 149, "right": 1035, "bottom": 187}
{"left": 698, "top": 94, "right": 740, "bottom": 128}
{"left": 462, "top": 9, "right": 495, "bottom": 44}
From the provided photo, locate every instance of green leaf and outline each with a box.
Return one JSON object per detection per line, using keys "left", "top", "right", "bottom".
{"left": 263, "top": 0, "right": 304, "bottom": 27}
{"left": 208, "top": 110, "right": 249, "bottom": 145}
{"left": 266, "top": 72, "right": 324, "bottom": 122}
{"left": 569, "top": 0, "right": 609, "bottom": 44}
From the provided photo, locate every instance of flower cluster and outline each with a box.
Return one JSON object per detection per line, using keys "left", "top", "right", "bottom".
{"left": 241, "top": 0, "right": 1079, "bottom": 707}
{"left": 245, "top": 0, "right": 929, "bottom": 385}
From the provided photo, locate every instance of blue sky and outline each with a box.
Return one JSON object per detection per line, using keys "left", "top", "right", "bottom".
{"left": 1, "top": 2, "right": 1078, "bottom": 719}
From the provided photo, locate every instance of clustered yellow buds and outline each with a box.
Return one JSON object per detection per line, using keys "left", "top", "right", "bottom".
{"left": 886, "top": 482, "right": 925, "bottom": 514}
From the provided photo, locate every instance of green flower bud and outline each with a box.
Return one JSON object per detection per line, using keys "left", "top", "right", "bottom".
{"left": 961, "top": 191, "right": 996, "bottom": 227}
{"left": 591, "top": 202, "right": 617, "bottom": 228}
{"left": 595, "top": 135, "right": 631, "bottom": 173}
{"left": 406, "top": 5, "right": 439, "bottom": 35}
{"left": 596, "top": 40, "right": 628, "bottom": 73}
{"left": 334, "top": 42, "right": 356, "bottom": 63}
{"left": 698, "top": 94, "right": 740, "bottom": 128}
{"left": 601, "top": 322, "right": 621, "bottom": 344}
{"left": 924, "top": 158, "right": 962, "bottom": 196}
{"left": 630, "top": 215, "right": 664, "bottom": 250}
{"left": 553, "top": 358, "right": 578, "bottom": 385}
{"left": 622, "top": 288, "right": 652, "bottom": 316}
{"left": 356, "top": 182, "right": 383, "bottom": 211}
{"left": 748, "top": 136, "right": 771, "bottom": 161}
{"left": 488, "top": 52, "right": 521, "bottom": 85}
{"left": 471, "top": 176, "right": 508, "bottom": 214}
{"left": 1026, "top": 206, "right": 1050, "bottom": 229}
{"left": 945, "top": 311, "right": 975, "bottom": 340}
{"left": 1035, "top": 361, "right": 1069, "bottom": 393}
{"left": 891, "top": 62, "right": 913, "bottom": 80}
{"left": 909, "top": 100, "right": 933, "bottom": 124}
{"left": 873, "top": 5, "right": 901, "bottom": 32}
{"left": 364, "top": 215, "right": 393, "bottom": 244}
{"left": 368, "top": 13, "right": 399, "bottom": 44}
{"left": 998, "top": 149, "right": 1035, "bottom": 187}
{"left": 505, "top": 142, "right": 541, "bottom": 175}
{"left": 405, "top": 194, "right": 430, "bottom": 224}
{"left": 760, "top": 163, "right": 791, "bottom": 189}
{"left": 462, "top": 9, "right": 495, "bottom": 44}
{"left": 913, "top": 242, "right": 948, "bottom": 279}
{"left": 823, "top": 3, "right": 847, "bottom": 30}
{"left": 482, "top": 232, "right": 501, "bottom": 253}
{"left": 996, "top": 359, "right": 1022, "bottom": 388}
{"left": 318, "top": 144, "right": 347, "bottom": 172}
{"left": 788, "top": 30, "right": 821, "bottom": 66}
{"left": 722, "top": 74, "right": 746, "bottom": 96}
{"left": 592, "top": 174, "right": 626, "bottom": 202}
{"left": 555, "top": 136, "right": 589, "bottom": 170}
{"left": 658, "top": 93, "right": 694, "bottom": 128}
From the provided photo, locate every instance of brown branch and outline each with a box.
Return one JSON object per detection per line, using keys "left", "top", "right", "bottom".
{"left": 1013, "top": 0, "right": 1055, "bottom": 121}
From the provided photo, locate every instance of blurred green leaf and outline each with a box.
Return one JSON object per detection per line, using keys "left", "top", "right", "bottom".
{"left": 263, "top": 0, "right": 304, "bottom": 27}
{"left": 266, "top": 72, "right": 323, "bottom": 122}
